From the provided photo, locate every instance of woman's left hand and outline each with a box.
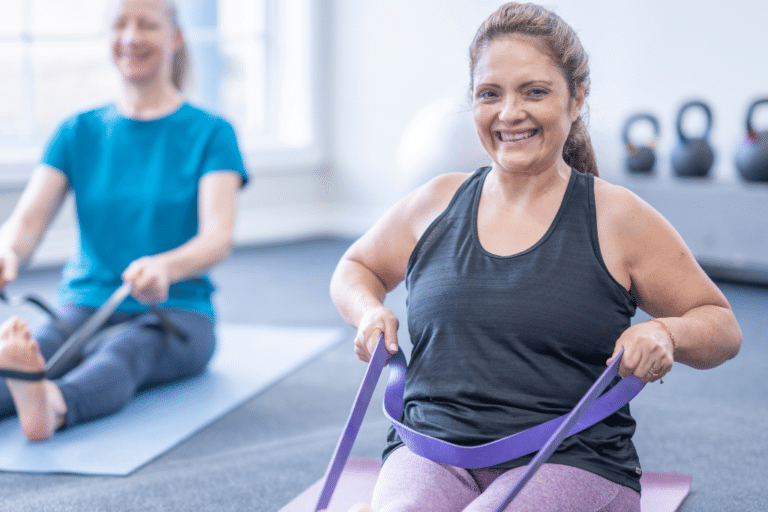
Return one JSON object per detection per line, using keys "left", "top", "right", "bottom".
{"left": 122, "top": 256, "right": 172, "bottom": 305}
{"left": 607, "top": 320, "right": 675, "bottom": 383}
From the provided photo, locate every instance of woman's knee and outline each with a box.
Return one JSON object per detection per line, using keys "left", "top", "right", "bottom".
{"left": 162, "top": 310, "right": 215, "bottom": 373}
{"left": 470, "top": 464, "right": 639, "bottom": 512}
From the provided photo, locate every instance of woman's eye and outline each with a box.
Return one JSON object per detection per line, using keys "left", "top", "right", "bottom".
{"left": 477, "top": 90, "right": 497, "bottom": 100}
{"left": 528, "top": 88, "right": 549, "bottom": 98}
{"left": 139, "top": 19, "right": 160, "bottom": 30}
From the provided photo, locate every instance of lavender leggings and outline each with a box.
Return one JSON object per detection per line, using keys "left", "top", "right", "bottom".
{"left": 371, "top": 447, "right": 640, "bottom": 512}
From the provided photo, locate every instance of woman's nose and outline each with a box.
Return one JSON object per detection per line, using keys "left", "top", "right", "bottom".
{"left": 118, "top": 22, "right": 140, "bottom": 45}
{"left": 499, "top": 96, "right": 524, "bottom": 122}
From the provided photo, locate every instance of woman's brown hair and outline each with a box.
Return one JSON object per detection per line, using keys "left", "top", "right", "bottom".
{"left": 165, "top": 0, "right": 189, "bottom": 91}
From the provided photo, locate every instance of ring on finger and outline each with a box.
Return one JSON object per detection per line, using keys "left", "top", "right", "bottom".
{"left": 646, "top": 368, "right": 664, "bottom": 384}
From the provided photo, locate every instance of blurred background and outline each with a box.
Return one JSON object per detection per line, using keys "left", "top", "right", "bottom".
{"left": 2, "top": 0, "right": 767, "bottom": 281}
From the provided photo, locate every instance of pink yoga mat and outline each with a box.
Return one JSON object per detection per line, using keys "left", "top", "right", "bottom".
{"left": 279, "top": 457, "right": 692, "bottom": 512}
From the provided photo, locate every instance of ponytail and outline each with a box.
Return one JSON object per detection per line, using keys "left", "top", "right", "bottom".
{"left": 164, "top": 0, "right": 188, "bottom": 91}
{"left": 171, "top": 41, "right": 188, "bottom": 91}
{"left": 563, "top": 116, "right": 598, "bottom": 177}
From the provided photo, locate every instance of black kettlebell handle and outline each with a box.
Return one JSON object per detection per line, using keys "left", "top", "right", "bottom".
{"left": 622, "top": 113, "right": 660, "bottom": 153}
{"left": 745, "top": 98, "right": 768, "bottom": 139}
{"left": 676, "top": 100, "right": 713, "bottom": 142}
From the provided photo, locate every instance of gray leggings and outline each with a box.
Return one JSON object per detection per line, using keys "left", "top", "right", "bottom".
{"left": 0, "top": 304, "right": 215, "bottom": 428}
{"left": 372, "top": 446, "right": 641, "bottom": 512}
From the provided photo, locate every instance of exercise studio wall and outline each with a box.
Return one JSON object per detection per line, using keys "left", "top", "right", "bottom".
{"left": 330, "top": 0, "right": 768, "bottom": 282}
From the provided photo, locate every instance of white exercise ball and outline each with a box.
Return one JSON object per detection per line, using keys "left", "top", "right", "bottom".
{"left": 395, "top": 94, "right": 489, "bottom": 194}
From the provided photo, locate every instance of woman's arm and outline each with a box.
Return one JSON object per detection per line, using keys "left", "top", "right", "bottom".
{"left": 597, "top": 181, "right": 742, "bottom": 381}
{"left": 330, "top": 173, "right": 469, "bottom": 361}
{"left": 0, "top": 166, "right": 70, "bottom": 288}
{"left": 122, "top": 171, "right": 242, "bottom": 304}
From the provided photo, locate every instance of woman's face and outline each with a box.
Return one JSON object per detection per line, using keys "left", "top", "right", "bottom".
{"left": 110, "top": 0, "right": 181, "bottom": 85}
{"left": 471, "top": 36, "right": 583, "bottom": 177}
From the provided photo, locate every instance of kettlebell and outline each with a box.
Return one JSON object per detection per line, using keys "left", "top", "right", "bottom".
{"left": 622, "top": 113, "right": 660, "bottom": 174}
{"left": 671, "top": 100, "right": 715, "bottom": 178}
{"left": 735, "top": 98, "right": 768, "bottom": 182}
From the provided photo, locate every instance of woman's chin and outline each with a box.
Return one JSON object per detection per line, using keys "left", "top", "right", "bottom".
{"left": 115, "top": 64, "right": 158, "bottom": 85}
{"left": 492, "top": 157, "right": 538, "bottom": 175}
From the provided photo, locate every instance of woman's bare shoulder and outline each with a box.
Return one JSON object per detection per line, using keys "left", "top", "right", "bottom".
{"left": 593, "top": 176, "right": 694, "bottom": 280}
{"left": 413, "top": 171, "right": 473, "bottom": 204}
{"left": 592, "top": 177, "right": 659, "bottom": 234}
{"left": 405, "top": 172, "right": 474, "bottom": 237}
{"left": 593, "top": 177, "right": 642, "bottom": 211}
{"left": 339, "top": 172, "right": 474, "bottom": 292}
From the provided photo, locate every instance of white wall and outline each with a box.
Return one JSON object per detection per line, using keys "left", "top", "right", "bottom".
{"left": 330, "top": 0, "right": 768, "bottom": 214}
{"left": 331, "top": 0, "right": 488, "bottom": 216}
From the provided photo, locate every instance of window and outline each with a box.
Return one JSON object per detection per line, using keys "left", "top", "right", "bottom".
{"left": 0, "top": 0, "right": 318, "bottom": 182}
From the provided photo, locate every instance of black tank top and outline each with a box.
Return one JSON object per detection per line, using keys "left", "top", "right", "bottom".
{"left": 384, "top": 167, "right": 642, "bottom": 492}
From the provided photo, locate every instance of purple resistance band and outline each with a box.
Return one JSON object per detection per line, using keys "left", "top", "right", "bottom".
{"left": 314, "top": 335, "right": 392, "bottom": 511}
{"left": 314, "top": 335, "right": 644, "bottom": 511}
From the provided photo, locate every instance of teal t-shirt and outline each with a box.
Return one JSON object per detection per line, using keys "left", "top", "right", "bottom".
{"left": 41, "top": 103, "right": 248, "bottom": 318}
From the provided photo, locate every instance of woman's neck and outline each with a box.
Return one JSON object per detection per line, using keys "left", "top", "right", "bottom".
{"left": 118, "top": 81, "right": 184, "bottom": 120}
{"left": 487, "top": 161, "right": 571, "bottom": 206}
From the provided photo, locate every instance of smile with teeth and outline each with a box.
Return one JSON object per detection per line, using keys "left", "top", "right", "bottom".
{"left": 121, "top": 54, "right": 150, "bottom": 60}
{"left": 118, "top": 47, "right": 152, "bottom": 60}
{"left": 497, "top": 129, "right": 539, "bottom": 142}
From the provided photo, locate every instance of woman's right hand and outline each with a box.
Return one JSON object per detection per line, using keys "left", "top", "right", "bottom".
{"left": 0, "top": 249, "right": 19, "bottom": 291}
{"left": 354, "top": 306, "right": 400, "bottom": 362}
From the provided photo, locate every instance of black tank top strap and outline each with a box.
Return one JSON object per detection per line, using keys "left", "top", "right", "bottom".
{"left": 407, "top": 167, "right": 488, "bottom": 274}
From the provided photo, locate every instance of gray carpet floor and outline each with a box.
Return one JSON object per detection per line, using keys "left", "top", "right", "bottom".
{"left": 0, "top": 237, "right": 765, "bottom": 511}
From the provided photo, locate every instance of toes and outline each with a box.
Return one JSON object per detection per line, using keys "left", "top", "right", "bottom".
{"left": 0, "top": 316, "right": 35, "bottom": 349}
{"left": 0, "top": 316, "right": 24, "bottom": 341}
{"left": 17, "top": 321, "right": 31, "bottom": 342}
{"left": 0, "top": 316, "right": 16, "bottom": 338}
{"left": 11, "top": 318, "right": 22, "bottom": 337}
{"left": 5, "top": 317, "right": 26, "bottom": 339}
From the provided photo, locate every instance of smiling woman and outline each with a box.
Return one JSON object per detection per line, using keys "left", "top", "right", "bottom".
{"left": 328, "top": 3, "right": 741, "bottom": 511}
{"left": 108, "top": 0, "right": 185, "bottom": 119}
{"left": 0, "top": 0, "right": 249, "bottom": 442}
{"left": 470, "top": 35, "right": 584, "bottom": 258}
{"left": 110, "top": 0, "right": 186, "bottom": 94}
{"left": 471, "top": 36, "right": 583, "bottom": 181}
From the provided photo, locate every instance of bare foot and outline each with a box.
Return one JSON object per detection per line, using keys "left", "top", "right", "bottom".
{"left": 0, "top": 317, "right": 67, "bottom": 441}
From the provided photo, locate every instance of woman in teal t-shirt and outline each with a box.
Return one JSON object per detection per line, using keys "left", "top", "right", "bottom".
{"left": 0, "top": 0, "right": 247, "bottom": 441}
